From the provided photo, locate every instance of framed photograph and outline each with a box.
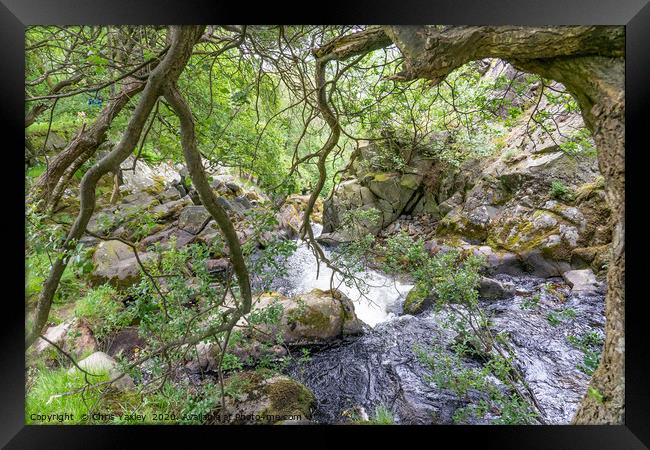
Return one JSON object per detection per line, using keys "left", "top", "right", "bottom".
{"left": 4, "top": 0, "right": 648, "bottom": 447}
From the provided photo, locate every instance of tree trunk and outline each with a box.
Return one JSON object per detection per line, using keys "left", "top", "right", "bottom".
{"left": 510, "top": 56, "right": 625, "bottom": 424}
{"left": 163, "top": 85, "right": 252, "bottom": 313}
{"left": 30, "top": 79, "right": 145, "bottom": 207}
{"left": 45, "top": 145, "right": 96, "bottom": 212}
{"left": 26, "top": 25, "right": 205, "bottom": 348}
{"left": 109, "top": 169, "right": 122, "bottom": 204}
{"left": 322, "top": 25, "right": 625, "bottom": 423}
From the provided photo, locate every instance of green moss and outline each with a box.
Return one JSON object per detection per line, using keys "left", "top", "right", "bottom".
{"left": 143, "top": 175, "right": 166, "bottom": 196}
{"left": 399, "top": 174, "right": 421, "bottom": 190}
{"left": 403, "top": 283, "right": 432, "bottom": 315}
{"left": 575, "top": 176, "right": 605, "bottom": 203}
{"left": 437, "top": 215, "right": 488, "bottom": 242}
{"left": 264, "top": 379, "right": 314, "bottom": 419}
{"left": 291, "top": 307, "right": 331, "bottom": 332}
{"left": 491, "top": 218, "right": 554, "bottom": 254}
{"left": 372, "top": 172, "right": 397, "bottom": 182}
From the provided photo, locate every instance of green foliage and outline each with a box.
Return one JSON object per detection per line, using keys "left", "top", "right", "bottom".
{"left": 502, "top": 148, "right": 517, "bottom": 162}
{"left": 374, "top": 231, "right": 537, "bottom": 424}
{"left": 520, "top": 294, "right": 540, "bottom": 310}
{"left": 176, "top": 382, "right": 221, "bottom": 424}
{"left": 244, "top": 208, "right": 298, "bottom": 290}
{"left": 26, "top": 205, "right": 94, "bottom": 305}
{"left": 559, "top": 128, "right": 596, "bottom": 157}
{"left": 74, "top": 285, "right": 130, "bottom": 340}
{"left": 340, "top": 207, "right": 381, "bottom": 238}
{"left": 549, "top": 180, "right": 574, "bottom": 202}
{"left": 587, "top": 386, "right": 604, "bottom": 404}
{"left": 26, "top": 164, "right": 46, "bottom": 180}
{"left": 567, "top": 330, "right": 603, "bottom": 375}
{"left": 371, "top": 405, "right": 395, "bottom": 424}
{"left": 25, "top": 27, "right": 593, "bottom": 425}
{"left": 416, "top": 344, "right": 538, "bottom": 424}
{"left": 26, "top": 365, "right": 111, "bottom": 424}
{"left": 546, "top": 307, "right": 576, "bottom": 327}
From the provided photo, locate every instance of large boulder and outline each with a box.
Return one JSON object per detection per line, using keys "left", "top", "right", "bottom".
{"left": 34, "top": 319, "right": 74, "bottom": 354}
{"left": 562, "top": 269, "right": 599, "bottom": 293}
{"left": 403, "top": 283, "right": 435, "bottom": 315}
{"left": 178, "top": 205, "right": 212, "bottom": 235}
{"left": 277, "top": 194, "right": 324, "bottom": 239}
{"left": 118, "top": 191, "right": 159, "bottom": 216}
{"left": 91, "top": 240, "right": 153, "bottom": 287}
{"left": 186, "top": 339, "right": 287, "bottom": 372}
{"left": 150, "top": 197, "right": 192, "bottom": 222}
{"left": 68, "top": 351, "right": 135, "bottom": 391}
{"left": 277, "top": 202, "right": 303, "bottom": 240}
{"left": 139, "top": 226, "right": 196, "bottom": 250}
{"left": 242, "top": 289, "right": 364, "bottom": 345}
{"left": 119, "top": 156, "right": 179, "bottom": 194}
{"left": 322, "top": 140, "right": 440, "bottom": 237}
{"left": 217, "top": 372, "right": 314, "bottom": 424}
{"left": 32, "top": 318, "right": 97, "bottom": 359}
{"left": 322, "top": 179, "right": 382, "bottom": 237}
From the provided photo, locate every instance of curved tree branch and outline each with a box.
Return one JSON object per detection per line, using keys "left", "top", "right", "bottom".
{"left": 26, "top": 25, "right": 205, "bottom": 349}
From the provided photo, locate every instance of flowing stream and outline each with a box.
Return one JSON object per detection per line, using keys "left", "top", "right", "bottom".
{"left": 269, "top": 224, "right": 413, "bottom": 327}
{"left": 270, "top": 224, "right": 606, "bottom": 424}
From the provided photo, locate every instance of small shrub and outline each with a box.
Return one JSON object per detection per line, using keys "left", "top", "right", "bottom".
{"left": 546, "top": 307, "right": 576, "bottom": 326}
{"left": 567, "top": 331, "right": 603, "bottom": 375}
{"left": 549, "top": 181, "right": 574, "bottom": 202}
{"left": 520, "top": 294, "right": 540, "bottom": 310}
{"left": 74, "top": 285, "right": 127, "bottom": 340}
{"left": 372, "top": 405, "right": 395, "bottom": 424}
{"left": 502, "top": 148, "right": 517, "bottom": 162}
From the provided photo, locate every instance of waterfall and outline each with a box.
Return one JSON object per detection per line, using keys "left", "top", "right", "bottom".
{"left": 269, "top": 223, "right": 413, "bottom": 327}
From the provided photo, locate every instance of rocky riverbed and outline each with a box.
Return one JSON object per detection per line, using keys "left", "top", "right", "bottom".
{"left": 271, "top": 228, "right": 606, "bottom": 424}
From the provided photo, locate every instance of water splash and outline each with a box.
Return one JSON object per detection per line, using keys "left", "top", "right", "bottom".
{"left": 268, "top": 225, "right": 606, "bottom": 424}
{"left": 269, "top": 224, "right": 413, "bottom": 327}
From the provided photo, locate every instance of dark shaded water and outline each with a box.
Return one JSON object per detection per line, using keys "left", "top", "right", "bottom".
{"left": 271, "top": 232, "right": 606, "bottom": 424}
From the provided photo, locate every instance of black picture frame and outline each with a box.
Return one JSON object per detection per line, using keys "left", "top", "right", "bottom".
{"left": 3, "top": 1, "right": 648, "bottom": 447}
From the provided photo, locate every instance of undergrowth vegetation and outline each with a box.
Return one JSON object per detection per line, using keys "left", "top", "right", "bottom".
{"left": 24, "top": 25, "right": 605, "bottom": 425}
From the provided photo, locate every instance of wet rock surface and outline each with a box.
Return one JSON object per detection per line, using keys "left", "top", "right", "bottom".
{"left": 286, "top": 274, "right": 605, "bottom": 424}
{"left": 242, "top": 289, "right": 364, "bottom": 345}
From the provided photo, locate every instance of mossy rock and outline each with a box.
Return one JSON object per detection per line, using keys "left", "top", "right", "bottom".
{"left": 244, "top": 289, "right": 363, "bottom": 344}
{"left": 571, "top": 244, "right": 611, "bottom": 275}
{"left": 143, "top": 175, "right": 167, "bottom": 196}
{"left": 221, "top": 372, "right": 314, "bottom": 424}
{"left": 399, "top": 173, "right": 422, "bottom": 190}
{"left": 437, "top": 214, "right": 488, "bottom": 243}
{"left": 288, "top": 304, "right": 331, "bottom": 332}
{"left": 575, "top": 176, "right": 605, "bottom": 203}
{"left": 403, "top": 283, "right": 434, "bottom": 315}
{"left": 371, "top": 172, "right": 399, "bottom": 182}
{"left": 262, "top": 378, "right": 315, "bottom": 420}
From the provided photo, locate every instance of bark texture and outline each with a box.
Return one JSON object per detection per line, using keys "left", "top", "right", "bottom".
{"left": 385, "top": 25, "right": 625, "bottom": 424}
{"left": 163, "top": 85, "right": 252, "bottom": 314}
{"left": 30, "top": 79, "right": 145, "bottom": 207}
{"left": 26, "top": 25, "right": 205, "bottom": 348}
{"left": 318, "top": 25, "right": 625, "bottom": 423}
